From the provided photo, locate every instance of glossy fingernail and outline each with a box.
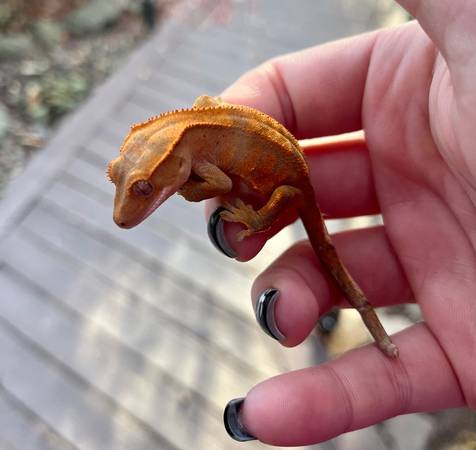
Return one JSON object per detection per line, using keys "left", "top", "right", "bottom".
{"left": 224, "top": 398, "right": 256, "bottom": 442}
{"left": 207, "top": 206, "right": 237, "bottom": 258}
{"left": 255, "top": 288, "right": 285, "bottom": 341}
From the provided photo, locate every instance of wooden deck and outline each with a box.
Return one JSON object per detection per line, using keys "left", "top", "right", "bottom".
{"left": 0, "top": 1, "right": 413, "bottom": 449}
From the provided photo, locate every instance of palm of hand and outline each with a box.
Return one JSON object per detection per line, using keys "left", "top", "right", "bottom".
{"left": 364, "top": 23, "right": 476, "bottom": 406}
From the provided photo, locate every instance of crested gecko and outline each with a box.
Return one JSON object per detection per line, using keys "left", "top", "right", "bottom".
{"left": 107, "top": 95, "right": 398, "bottom": 358}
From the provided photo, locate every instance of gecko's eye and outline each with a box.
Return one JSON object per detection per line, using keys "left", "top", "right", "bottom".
{"left": 131, "top": 180, "right": 154, "bottom": 197}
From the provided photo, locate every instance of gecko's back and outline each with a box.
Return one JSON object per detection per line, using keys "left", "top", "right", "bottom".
{"left": 125, "top": 104, "right": 310, "bottom": 195}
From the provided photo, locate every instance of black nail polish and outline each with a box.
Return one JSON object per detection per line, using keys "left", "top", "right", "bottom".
{"left": 224, "top": 398, "right": 256, "bottom": 442}
{"left": 207, "top": 206, "right": 237, "bottom": 258}
{"left": 255, "top": 288, "right": 285, "bottom": 341}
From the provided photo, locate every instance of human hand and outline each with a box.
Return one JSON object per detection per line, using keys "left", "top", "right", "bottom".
{"left": 207, "top": 0, "right": 476, "bottom": 445}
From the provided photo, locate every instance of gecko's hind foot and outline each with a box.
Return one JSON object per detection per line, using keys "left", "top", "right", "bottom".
{"left": 220, "top": 199, "right": 258, "bottom": 224}
{"left": 220, "top": 199, "right": 263, "bottom": 241}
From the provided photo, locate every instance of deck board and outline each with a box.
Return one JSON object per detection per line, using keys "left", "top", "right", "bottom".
{"left": 0, "top": 269, "right": 259, "bottom": 450}
{"left": 0, "top": 385, "right": 78, "bottom": 450}
{"left": 2, "top": 228, "right": 305, "bottom": 378}
{"left": 0, "top": 316, "right": 175, "bottom": 450}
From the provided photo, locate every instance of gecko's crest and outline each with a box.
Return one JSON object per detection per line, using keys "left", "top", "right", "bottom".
{"left": 128, "top": 108, "right": 192, "bottom": 133}
{"left": 119, "top": 108, "right": 191, "bottom": 154}
{"left": 106, "top": 161, "right": 114, "bottom": 183}
{"left": 120, "top": 104, "right": 300, "bottom": 154}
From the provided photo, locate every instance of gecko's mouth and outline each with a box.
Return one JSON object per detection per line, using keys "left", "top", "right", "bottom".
{"left": 141, "top": 185, "right": 175, "bottom": 222}
{"left": 115, "top": 185, "right": 175, "bottom": 229}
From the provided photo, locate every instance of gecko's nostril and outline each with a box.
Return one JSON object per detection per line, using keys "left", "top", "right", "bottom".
{"left": 113, "top": 215, "right": 128, "bottom": 228}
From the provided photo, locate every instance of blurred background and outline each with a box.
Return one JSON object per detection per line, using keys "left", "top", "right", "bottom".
{"left": 0, "top": 1, "right": 474, "bottom": 449}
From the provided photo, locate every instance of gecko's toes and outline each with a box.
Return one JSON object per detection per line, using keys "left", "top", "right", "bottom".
{"left": 236, "top": 229, "right": 253, "bottom": 241}
{"left": 223, "top": 202, "right": 235, "bottom": 211}
{"left": 219, "top": 210, "right": 238, "bottom": 223}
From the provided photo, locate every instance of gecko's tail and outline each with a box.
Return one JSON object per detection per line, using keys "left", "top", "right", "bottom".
{"left": 299, "top": 200, "right": 398, "bottom": 358}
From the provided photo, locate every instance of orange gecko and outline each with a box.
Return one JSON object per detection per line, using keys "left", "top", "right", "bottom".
{"left": 107, "top": 94, "right": 398, "bottom": 358}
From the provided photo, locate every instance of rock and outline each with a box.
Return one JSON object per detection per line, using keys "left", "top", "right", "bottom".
{"left": 17, "top": 124, "right": 49, "bottom": 149}
{"left": 23, "top": 72, "right": 91, "bottom": 125}
{"left": 125, "top": 2, "right": 141, "bottom": 15}
{"left": 66, "top": 0, "right": 126, "bottom": 35}
{"left": 20, "top": 59, "right": 50, "bottom": 77}
{"left": 0, "top": 33, "right": 35, "bottom": 60}
{"left": 31, "top": 20, "right": 64, "bottom": 48}
{"left": 24, "top": 81, "right": 48, "bottom": 123}
{"left": 0, "top": 104, "right": 10, "bottom": 141}
{"left": 0, "top": 4, "right": 13, "bottom": 29}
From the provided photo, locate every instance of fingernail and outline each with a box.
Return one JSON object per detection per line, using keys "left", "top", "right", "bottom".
{"left": 207, "top": 207, "right": 237, "bottom": 258}
{"left": 224, "top": 398, "right": 256, "bottom": 442}
{"left": 255, "top": 288, "right": 285, "bottom": 341}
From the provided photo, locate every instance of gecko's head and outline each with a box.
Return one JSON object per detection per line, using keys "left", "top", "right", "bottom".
{"left": 107, "top": 130, "right": 191, "bottom": 229}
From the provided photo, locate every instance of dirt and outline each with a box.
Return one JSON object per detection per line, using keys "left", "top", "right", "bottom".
{"left": 0, "top": 0, "right": 177, "bottom": 195}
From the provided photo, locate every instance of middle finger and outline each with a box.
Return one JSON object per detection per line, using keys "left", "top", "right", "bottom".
{"left": 251, "top": 225, "right": 412, "bottom": 347}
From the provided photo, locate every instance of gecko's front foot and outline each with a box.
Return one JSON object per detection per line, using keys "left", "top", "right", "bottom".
{"left": 220, "top": 199, "right": 264, "bottom": 241}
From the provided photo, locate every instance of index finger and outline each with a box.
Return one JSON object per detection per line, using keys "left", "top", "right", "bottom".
{"left": 221, "top": 30, "right": 380, "bottom": 139}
